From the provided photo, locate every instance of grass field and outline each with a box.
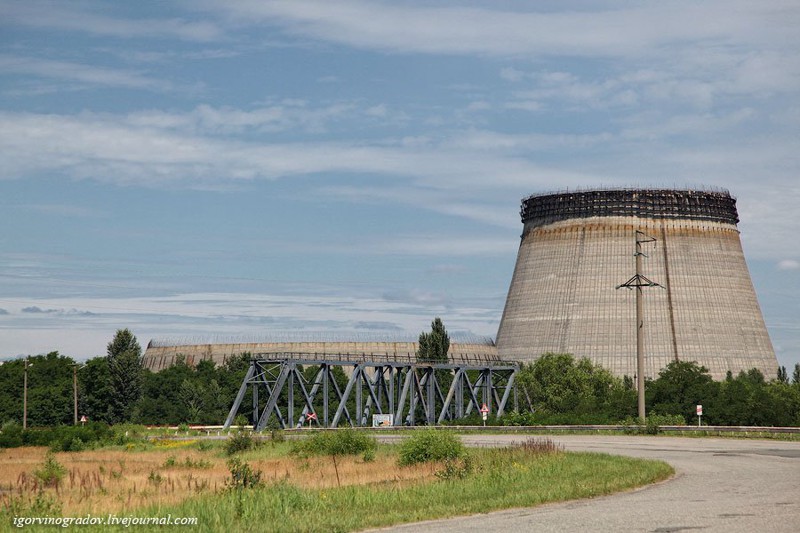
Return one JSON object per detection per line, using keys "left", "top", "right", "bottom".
{"left": 1, "top": 435, "right": 673, "bottom": 532}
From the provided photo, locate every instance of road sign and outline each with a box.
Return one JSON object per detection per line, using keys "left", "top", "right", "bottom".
{"left": 79, "top": 415, "right": 87, "bottom": 426}
{"left": 372, "top": 414, "right": 393, "bottom": 427}
{"left": 480, "top": 404, "right": 489, "bottom": 414}
{"left": 696, "top": 405, "right": 703, "bottom": 416}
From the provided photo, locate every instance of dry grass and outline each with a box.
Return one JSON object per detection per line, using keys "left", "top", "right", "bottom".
{"left": 0, "top": 444, "right": 435, "bottom": 516}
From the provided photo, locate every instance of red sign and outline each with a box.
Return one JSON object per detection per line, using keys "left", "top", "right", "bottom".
{"left": 696, "top": 405, "right": 703, "bottom": 416}
{"left": 480, "top": 404, "right": 489, "bottom": 414}
{"left": 307, "top": 412, "right": 317, "bottom": 421}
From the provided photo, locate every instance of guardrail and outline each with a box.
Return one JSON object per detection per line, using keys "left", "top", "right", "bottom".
{"left": 150, "top": 424, "right": 800, "bottom": 435}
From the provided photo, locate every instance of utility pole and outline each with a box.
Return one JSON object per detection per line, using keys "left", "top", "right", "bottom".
{"left": 23, "top": 357, "right": 29, "bottom": 430}
{"left": 617, "top": 230, "right": 664, "bottom": 422}
{"left": 73, "top": 364, "right": 78, "bottom": 425}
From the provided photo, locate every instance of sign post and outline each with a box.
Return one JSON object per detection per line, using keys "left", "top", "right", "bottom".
{"left": 480, "top": 403, "right": 489, "bottom": 427}
{"left": 306, "top": 412, "right": 317, "bottom": 428}
{"left": 696, "top": 404, "right": 702, "bottom": 427}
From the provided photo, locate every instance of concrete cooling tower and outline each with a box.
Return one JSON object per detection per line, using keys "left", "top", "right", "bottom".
{"left": 496, "top": 189, "right": 778, "bottom": 380}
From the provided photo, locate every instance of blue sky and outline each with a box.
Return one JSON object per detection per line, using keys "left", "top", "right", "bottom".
{"left": 1, "top": 1, "right": 798, "bottom": 372}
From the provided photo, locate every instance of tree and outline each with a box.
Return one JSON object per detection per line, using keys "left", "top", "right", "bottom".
{"left": 416, "top": 317, "right": 450, "bottom": 363}
{"left": 515, "top": 353, "right": 635, "bottom": 422}
{"left": 79, "top": 357, "right": 114, "bottom": 424}
{"left": 647, "top": 360, "right": 717, "bottom": 423}
{"left": 107, "top": 329, "right": 143, "bottom": 423}
{"left": 793, "top": 363, "right": 800, "bottom": 385}
{"left": 777, "top": 366, "right": 789, "bottom": 384}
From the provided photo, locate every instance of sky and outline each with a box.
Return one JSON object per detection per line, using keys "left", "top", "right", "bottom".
{"left": 0, "top": 1, "right": 798, "bottom": 372}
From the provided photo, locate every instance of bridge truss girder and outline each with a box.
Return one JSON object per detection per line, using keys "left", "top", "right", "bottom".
{"left": 223, "top": 358, "right": 518, "bottom": 430}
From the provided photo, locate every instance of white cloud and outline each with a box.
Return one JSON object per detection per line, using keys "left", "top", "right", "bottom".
{"left": 778, "top": 260, "right": 800, "bottom": 271}
{"left": 0, "top": 290, "right": 501, "bottom": 357}
{"left": 0, "top": 110, "right": 600, "bottom": 191}
{"left": 203, "top": 1, "right": 799, "bottom": 58}
{"left": 0, "top": 55, "right": 175, "bottom": 92}
{"left": 5, "top": 2, "right": 221, "bottom": 41}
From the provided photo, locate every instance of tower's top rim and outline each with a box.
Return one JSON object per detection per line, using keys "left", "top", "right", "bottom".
{"left": 521, "top": 188, "right": 738, "bottom": 227}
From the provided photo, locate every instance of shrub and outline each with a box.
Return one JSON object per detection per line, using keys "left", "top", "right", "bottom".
{"left": 0, "top": 421, "right": 23, "bottom": 448}
{"left": 34, "top": 452, "right": 66, "bottom": 488}
{"left": 434, "top": 455, "right": 474, "bottom": 481}
{"left": 267, "top": 418, "right": 285, "bottom": 443}
{"left": 225, "top": 429, "right": 258, "bottom": 456}
{"left": 226, "top": 458, "right": 263, "bottom": 490}
{"left": 148, "top": 470, "right": 163, "bottom": 486}
{"left": 25, "top": 423, "right": 115, "bottom": 451}
{"left": 621, "top": 413, "right": 686, "bottom": 434}
{"left": 398, "top": 429, "right": 465, "bottom": 466}
{"left": 291, "top": 429, "right": 377, "bottom": 457}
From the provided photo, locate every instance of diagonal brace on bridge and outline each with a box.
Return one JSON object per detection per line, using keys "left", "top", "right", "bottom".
{"left": 223, "top": 358, "right": 518, "bottom": 430}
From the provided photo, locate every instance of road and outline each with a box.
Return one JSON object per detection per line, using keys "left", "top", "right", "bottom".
{"left": 373, "top": 434, "right": 800, "bottom": 533}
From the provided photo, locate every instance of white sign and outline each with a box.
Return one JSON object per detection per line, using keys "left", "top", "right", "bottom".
{"left": 696, "top": 405, "right": 703, "bottom": 416}
{"left": 372, "top": 414, "right": 393, "bottom": 427}
{"left": 481, "top": 412, "right": 488, "bottom": 421}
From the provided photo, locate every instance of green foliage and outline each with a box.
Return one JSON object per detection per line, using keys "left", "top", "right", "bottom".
{"left": 362, "top": 447, "right": 376, "bottom": 462}
{"left": 0, "top": 353, "right": 76, "bottom": 427}
{"left": 434, "top": 455, "right": 474, "bottom": 481}
{"left": 0, "top": 421, "right": 23, "bottom": 448}
{"left": 291, "top": 429, "right": 377, "bottom": 457}
{"left": 226, "top": 429, "right": 258, "bottom": 456}
{"left": 79, "top": 357, "right": 114, "bottom": 423}
{"left": 516, "top": 353, "right": 636, "bottom": 421}
{"left": 160, "top": 450, "right": 671, "bottom": 533}
{"left": 226, "top": 457, "right": 263, "bottom": 490}
{"left": 621, "top": 414, "right": 685, "bottom": 434}
{"left": 0, "top": 422, "right": 115, "bottom": 450}
{"left": 416, "top": 317, "right": 450, "bottom": 363}
{"left": 1, "top": 490, "right": 62, "bottom": 517}
{"left": 267, "top": 418, "right": 285, "bottom": 443}
{"left": 148, "top": 470, "right": 163, "bottom": 486}
{"left": 34, "top": 451, "right": 66, "bottom": 487}
{"left": 500, "top": 410, "right": 620, "bottom": 426}
{"left": 162, "top": 455, "right": 212, "bottom": 469}
{"left": 107, "top": 329, "right": 144, "bottom": 424}
{"left": 398, "top": 429, "right": 465, "bottom": 466}
{"left": 644, "top": 360, "right": 716, "bottom": 422}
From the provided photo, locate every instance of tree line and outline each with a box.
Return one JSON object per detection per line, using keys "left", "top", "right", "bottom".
{"left": 0, "top": 329, "right": 251, "bottom": 427}
{"left": 513, "top": 353, "right": 800, "bottom": 426}
{"left": 1, "top": 327, "right": 799, "bottom": 428}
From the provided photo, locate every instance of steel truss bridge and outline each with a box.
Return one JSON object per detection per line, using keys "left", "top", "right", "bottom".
{"left": 223, "top": 355, "right": 518, "bottom": 430}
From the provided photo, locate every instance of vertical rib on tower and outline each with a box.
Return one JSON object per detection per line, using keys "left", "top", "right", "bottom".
{"left": 496, "top": 189, "right": 778, "bottom": 380}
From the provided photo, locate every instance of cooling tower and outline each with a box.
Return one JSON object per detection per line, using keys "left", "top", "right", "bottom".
{"left": 496, "top": 189, "right": 777, "bottom": 380}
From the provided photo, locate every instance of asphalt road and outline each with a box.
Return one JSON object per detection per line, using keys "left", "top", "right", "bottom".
{"left": 373, "top": 434, "right": 800, "bottom": 533}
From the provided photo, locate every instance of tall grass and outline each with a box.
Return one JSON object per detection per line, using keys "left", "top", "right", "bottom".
{"left": 139, "top": 446, "right": 672, "bottom": 532}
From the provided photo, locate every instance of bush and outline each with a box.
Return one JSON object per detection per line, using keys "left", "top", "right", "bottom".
{"left": 434, "top": 455, "right": 474, "bottom": 480}
{"left": 21, "top": 423, "right": 115, "bottom": 451}
{"left": 621, "top": 414, "right": 686, "bottom": 435}
{"left": 500, "top": 410, "right": 617, "bottom": 426}
{"left": 291, "top": 429, "right": 377, "bottom": 457}
{"left": 225, "top": 429, "right": 258, "bottom": 456}
{"left": 34, "top": 452, "right": 66, "bottom": 488}
{"left": 398, "top": 429, "right": 465, "bottom": 466}
{"left": 226, "top": 458, "right": 263, "bottom": 490}
{"left": 0, "top": 421, "right": 23, "bottom": 448}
